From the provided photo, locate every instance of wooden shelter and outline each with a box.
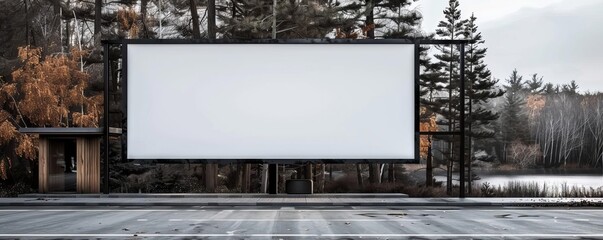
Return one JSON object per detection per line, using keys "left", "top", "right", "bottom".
{"left": 19, "top": 128, "right": 103, "bottom": 193}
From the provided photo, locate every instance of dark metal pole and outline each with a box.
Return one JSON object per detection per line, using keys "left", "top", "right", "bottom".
{"left": 414, "top": 42, "right": 421, "bottom": 163}
{"left": 103, "top": 42, "right": 110, "bottom": 194}
{"left": 121, "top": 44, "right": 128, "bottom": 169}
{"left": 268, "top": 164, "right": 278, "bottom": 194}
{"left": 459, "top": 44, "right": 466, "bottom": 198}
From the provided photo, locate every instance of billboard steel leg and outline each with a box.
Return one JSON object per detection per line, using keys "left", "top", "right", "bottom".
{"left": 103, "top": 43, "right": 110, "bottom": 194}
{"left": 268, "top": 164, "right": 278, "bottom": 194}
{"left": 459, "top": 44, "right": 466, "bottom": 198}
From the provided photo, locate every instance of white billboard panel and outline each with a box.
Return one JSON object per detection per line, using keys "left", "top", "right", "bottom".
{"left": 127, "top": 44, "right": 415, "bottom": 159}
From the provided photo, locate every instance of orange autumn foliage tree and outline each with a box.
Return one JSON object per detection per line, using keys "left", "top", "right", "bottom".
{"left": 420, "top": 107, "right": 438, "bottom": 159}
{"left": 117, "top": 7, "right": 140, "bottom": 38}
{"left": 0, "top": 46, "right": 101, "bottom": 180}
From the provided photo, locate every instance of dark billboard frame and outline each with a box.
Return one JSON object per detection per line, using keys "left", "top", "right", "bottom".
{"left": 102, "top": 39, "right": 471, "bottom": 196}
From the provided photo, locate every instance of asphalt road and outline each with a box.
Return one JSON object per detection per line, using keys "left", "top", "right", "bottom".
{"left": 0, "top": 206, "right": 602, "bottom": 239}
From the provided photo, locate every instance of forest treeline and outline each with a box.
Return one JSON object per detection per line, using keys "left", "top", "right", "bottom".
{"left": 0, "top": 0, "right": 601, "bottom": 194}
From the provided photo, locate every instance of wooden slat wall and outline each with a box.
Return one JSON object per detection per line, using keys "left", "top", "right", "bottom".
{"left": 76, "top": 137, "right": 101, "bottom": 193}
{"left": 38, "top": 138, "right": 49, "bottom": 193}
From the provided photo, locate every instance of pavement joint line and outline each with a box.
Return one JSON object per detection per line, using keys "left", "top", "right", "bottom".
{"left": 162, "top": 218, "right": 418, "bottom": 222}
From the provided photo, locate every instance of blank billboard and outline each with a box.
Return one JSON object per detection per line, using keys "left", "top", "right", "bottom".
{"left": 127, "top": 44, "right": 415, "bottom": 160}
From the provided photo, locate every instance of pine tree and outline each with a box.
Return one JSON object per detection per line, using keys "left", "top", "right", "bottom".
{"left": 562, "top": 80, "right": 579, "bottom": 94}
{"left": 526, "top": 74, "right": 544, "bottom": 94}
{"left": 380, "top": 0, "right": 422, "bottom": 38}
{"left": 501, "top": 69, "right": 529, "bottom": 163}
{"left": 542, "top": 82, "right": 559, "bottom": 94}
{"left": 418, "top": 34, "right": 446, "bottom": 187}
{"left": 462, "top": 13, "right": 504, "bottom": 192}
{"left": 374, "top": 0, "right": 423, "bottom": 184}
{"left": 336, "top": 0, "right": 423, "bottom": 184}
{"left": 335, "top": 0, "right": 421, "bottom": 39}
{"left": 434, "top": 0, "right": 467, "bottom": 194}
{"left": 219, "top": 0, "right": 354, "bottom": 39}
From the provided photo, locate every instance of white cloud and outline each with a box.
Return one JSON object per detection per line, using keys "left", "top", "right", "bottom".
{"left": 412, "top": 0, "right": 603, "bottom": 92}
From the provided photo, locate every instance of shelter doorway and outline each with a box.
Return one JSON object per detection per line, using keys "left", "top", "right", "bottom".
{"left": 47, "top": 139, "right": 77, "bottom": 192}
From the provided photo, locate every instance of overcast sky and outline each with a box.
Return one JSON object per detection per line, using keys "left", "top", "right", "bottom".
{"left": 411, "top": 0, "right": 603, "bottom": 92}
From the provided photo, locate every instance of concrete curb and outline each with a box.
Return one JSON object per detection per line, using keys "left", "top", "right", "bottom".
{"left": 1, "top": 202, "right": 601, "bottom": 207}
{"left": 18, "top": 193, "right": 409, "bottom": 198}
{"left": 2, "top": 198, "right": 602, "bottom": 207}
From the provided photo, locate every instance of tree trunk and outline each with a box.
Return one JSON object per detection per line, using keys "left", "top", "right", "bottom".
{"left": 271, "top": 0, "right": 276, "bottom": 39}
{"left": 236, "top": 163, "right": 242, "bottom": 190}
{"left": 467, "top": 97, "right": 473, "bottom": 194}
{"left": 379, "top": 164, "right": 385, "bottom": 183}
{"left": 52, "top": 1, "right": 62, "bottom": 52}
{"left": 426, "top": 140, "right": 433, "bottom": 187}
{"left": 94, "top": 0, "right": 102, "bottom": 35}
{"left": 205, "top": 164, "right": 216, "bottom": 192}
{"left": 231, "top": 0, "right": 236, "bottom": 18}
{"left": 140, "top": 0, "right": 149, "bottom": 38}
{"left": 365, "top": 0, "right": 374, "bottom": 39}
{"left": 446, "top": 43, "right": 454, "bottom": 195}
{"left": 24, "top": 0, "right": 29, "bottom": 45}
{"left": 65, "top": 0, "right": 71, "bottom": 49}
{"left": 305, "top": 163, "right": 313, "bottom": 180}
{"left": 329, "top": 164, "right": 333, "bottom": 181}
{"left": 207, "top": 0, "right": 216, "bottom": 39}
{"left": 319, "top": 164, "right": 325, "bottom": 192}
{"left": 388, "top": 163, "right": 394, "bottom": 183}
{"left": 189, "top": 0, "right": 201, "bottom": 39}
{"left": 356, "top": 164, "right": 363, "bottom": 188}
{"left": 241, "top": 164, "right": 250, "bottom": 193}
{"left": 368, "top": 164, "right": 374, "bottom": 183}
{"left": 368, "top": 163, "right": 379, "bottom": 183}
{"left": 260, "top": 164, "right": 268, "bottom": 193}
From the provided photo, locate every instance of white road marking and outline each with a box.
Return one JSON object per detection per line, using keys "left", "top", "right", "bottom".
{"left": 1, "top": 209, "right": 602, "bottom": 212}
{"left": 1, "top": 233, "right": 602, "bottom": 237}
{"left": 159, "top": 218, "right": 553, "bottom": 222}
{"left": 168, "top": 218, "right": 416, "bottom": 222}
{"left": 0, "top": 234, "right": 319, "bottom": 237}
{"left": 136, "top": 219, "right": 148, "bottom": 222}
{"left": 321, "top": 234, "right": 603, "bottom": 237}
{"left": 574, "top": 219, "right": 590, "bottom": 221}
{"left": 0, "top": 209, "right": 206, "bottom": 212}
{"left": 234, "top": 209, "right": 603, "bottom": 212}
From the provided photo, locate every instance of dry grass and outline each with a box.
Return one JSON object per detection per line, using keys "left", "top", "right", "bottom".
{"left": 474, "top": 181, "right": 603, "bottom": 197}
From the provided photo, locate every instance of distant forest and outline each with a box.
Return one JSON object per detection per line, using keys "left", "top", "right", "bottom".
{"left": 0, "top": 0, "right": 601, "bottom": 194}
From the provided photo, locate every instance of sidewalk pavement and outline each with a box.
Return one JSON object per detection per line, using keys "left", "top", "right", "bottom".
{"left": 1, "top": 194, "right": 602, "bottom": 207}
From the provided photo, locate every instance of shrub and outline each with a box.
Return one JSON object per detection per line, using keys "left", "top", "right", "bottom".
{"left": 508, "top": 141, "right": 542, "bottom": 168}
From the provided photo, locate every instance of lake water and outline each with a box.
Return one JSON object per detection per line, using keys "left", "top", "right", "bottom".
{"left": 435, "top": 169, "right": 603, "bottom": 189}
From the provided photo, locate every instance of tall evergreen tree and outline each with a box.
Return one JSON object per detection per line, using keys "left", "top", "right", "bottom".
{"left": 334, "top": 0, "right": 421, "bottom": 39}
{"left": 562, "top": 80, "right": 579, "bottom": 94}
{"left": 434, "top": 0, "right": 467, "bottom": 194}
{"left": 419, "top": 34, "right": 446, "bottom": 187}
{"left": 526, "top": 74, "right": 544, "bottom": 94}
{"left": 380, "top": 0, "right": 422, "bottom": 38}
{"left": 219, "top": 0, "right": 354, "bottom": 39}
{"left": 500, "top": 69, "right": 529, "bottom": 163}
{"left": 335, "top": 0, "right": 423, "bottom": 183}
{"left": 461, "top": 13, "right": 504, "bottom": 192}
{"left": 542, "top": 82, "right": 559, "bottom": 94}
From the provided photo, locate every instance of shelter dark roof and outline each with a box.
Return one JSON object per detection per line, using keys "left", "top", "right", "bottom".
{"left": 19, "top": 127, "right": 104, "bottom": 135}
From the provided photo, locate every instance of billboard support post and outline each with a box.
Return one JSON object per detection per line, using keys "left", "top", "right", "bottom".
{"left": 268, "top": 164, "right": 278, "bottom": 194}
{"left": 459, "top": 44, "right": 466, "bottom": 198}
{"left": 103, "top": 42, "right": 110, "bottom": 194}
